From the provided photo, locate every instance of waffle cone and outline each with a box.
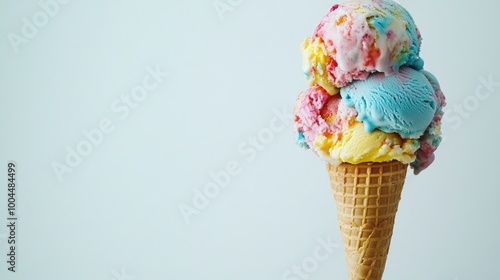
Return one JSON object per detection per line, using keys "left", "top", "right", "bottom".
{"left": 326, "top": 161, "right": 408, "bottom": 280}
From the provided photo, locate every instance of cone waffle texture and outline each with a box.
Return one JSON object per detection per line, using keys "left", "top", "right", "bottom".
{"left": 326, "top": 161, "right": 408, "bottom": 280}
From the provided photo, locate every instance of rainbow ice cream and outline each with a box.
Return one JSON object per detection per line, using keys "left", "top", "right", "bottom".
{"left": 295, "top": 0, "right": 446, "bottom": 174}
{"left": 294, "top": 2, "right": 446, "bottom": 278}
{"left": 302, "top": 0, "right": 424, "bottom": 95}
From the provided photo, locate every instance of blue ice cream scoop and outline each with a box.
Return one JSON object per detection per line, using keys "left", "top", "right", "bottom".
{"left": 340, "top": 67, "right": 437, "bottom": 139}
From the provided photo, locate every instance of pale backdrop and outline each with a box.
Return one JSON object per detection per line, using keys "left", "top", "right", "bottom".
{"left": 0, "top": 0, "right": 498, "bottom": 279}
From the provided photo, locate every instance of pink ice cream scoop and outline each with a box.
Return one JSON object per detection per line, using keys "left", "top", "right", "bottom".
{"left": 302, "top": 0, "right": 424, "bottom": 95}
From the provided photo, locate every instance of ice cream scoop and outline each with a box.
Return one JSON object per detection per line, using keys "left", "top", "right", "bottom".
{"left": 294, "top": 85, "right": 420, "bottom": 166}
{"left": 302, "top": 0, "right": 424, "bottom": 95}
{"left": 340, "top": 66, "right": 437, "bottom": 139}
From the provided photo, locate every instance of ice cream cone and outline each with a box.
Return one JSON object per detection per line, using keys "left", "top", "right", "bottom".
{"left": 326, "top": 161, "right": 408, "bottom": 280}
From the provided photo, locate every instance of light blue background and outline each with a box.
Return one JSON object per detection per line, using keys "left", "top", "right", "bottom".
{"left": 0, "top": 0, "right": 499, "bottom": 279}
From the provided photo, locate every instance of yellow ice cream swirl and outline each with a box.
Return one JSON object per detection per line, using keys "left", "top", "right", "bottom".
{"left": 302, "top": 38, "right": 340, "bottom": 96}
